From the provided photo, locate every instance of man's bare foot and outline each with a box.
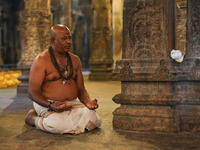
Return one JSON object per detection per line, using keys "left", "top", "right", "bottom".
{"left": 25, "top": 109, "right": 37, "bottom": 126}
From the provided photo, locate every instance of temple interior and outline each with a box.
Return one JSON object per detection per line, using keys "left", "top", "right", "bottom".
{"left": 1, "top": 0, "right": 200, "bottom": 149}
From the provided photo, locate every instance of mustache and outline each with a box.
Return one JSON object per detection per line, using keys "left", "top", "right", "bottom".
{"left": 64, "top": 44, "right": 71, "bottom": 49}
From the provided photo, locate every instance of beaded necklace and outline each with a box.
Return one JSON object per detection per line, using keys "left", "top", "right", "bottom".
{"left": 48, "top": 46, "right": 73, "bottom": 85}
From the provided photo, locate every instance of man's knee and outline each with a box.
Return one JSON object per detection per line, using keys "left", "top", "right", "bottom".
{"left": 42, "top": 118, "right": 66, "bottom": 134}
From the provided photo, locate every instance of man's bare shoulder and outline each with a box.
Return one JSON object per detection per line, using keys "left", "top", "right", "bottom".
{"left": 69, "top": 52, "right": 79, "bottom": 59}
{"left": 69, "top": 52, "right": 81, "bottom": 63}
{"left": 34, "top": 49, "right": 49, "bottom": 62}
{"left": 31, "top": 49, "right": 50, "bottom": 70}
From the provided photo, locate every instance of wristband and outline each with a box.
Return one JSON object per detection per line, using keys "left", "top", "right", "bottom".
{"left": 47, "top": 101, "right": 54, "bottom": 111}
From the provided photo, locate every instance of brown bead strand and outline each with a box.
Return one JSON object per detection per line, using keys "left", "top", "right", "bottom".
{"left": 48, "top": 46, "right": 73, "bottom": 81}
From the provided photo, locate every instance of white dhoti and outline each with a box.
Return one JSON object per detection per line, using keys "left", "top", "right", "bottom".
{"left": 33, "top": 100, "right": 102, "bottom": 134}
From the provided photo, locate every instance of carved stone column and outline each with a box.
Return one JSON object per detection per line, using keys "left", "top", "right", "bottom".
{"left": 60, "top": 0, "right": 72, "bottom": 29}
{"left": 112, "top": 0, "right": 179, "bottom": 133}
{"left": 17, "top": 0, "right": 51, "bottom": 94}
{"left": 79, "top": 1, "right": 93, "bottom": 69}
{"left": 51, "top": 0, "right": 62, "bottom": 24}
{"left": 0, "top": 1, "right": 11, "bottom": 70}
{"left": 89, "top": 0, "right": 113, "bottom": 80}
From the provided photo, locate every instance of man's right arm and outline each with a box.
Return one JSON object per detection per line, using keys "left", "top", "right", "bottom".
{"left": 28, "top": 55, "right": 50, "bottom": 107}
{"left": 28, "top": 54, "right": 73, "bottom": 112}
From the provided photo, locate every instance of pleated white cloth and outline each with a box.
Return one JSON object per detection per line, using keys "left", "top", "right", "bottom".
{"left": 33, "top": 100, "right": 102, "bottom": 134}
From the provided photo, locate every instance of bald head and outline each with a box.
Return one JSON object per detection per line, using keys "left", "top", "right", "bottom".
{"left": 50, "top": 24, "right": 70, "bottom": 38}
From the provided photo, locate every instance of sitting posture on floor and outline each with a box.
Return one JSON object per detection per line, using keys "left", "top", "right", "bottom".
{"left": 25, "top": 24, "right": 102, "bottom": 134}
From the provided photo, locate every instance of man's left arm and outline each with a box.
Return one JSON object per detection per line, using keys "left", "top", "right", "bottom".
{"left": 76, "top": 57, "right": 98, "bottom": 109}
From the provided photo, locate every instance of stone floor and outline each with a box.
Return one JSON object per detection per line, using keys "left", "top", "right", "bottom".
{"left": 0, "top": 76, "right": 200, "bottom": 150}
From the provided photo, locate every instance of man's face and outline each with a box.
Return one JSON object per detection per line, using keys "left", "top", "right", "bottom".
{"left": 54, "top": 29, "right": 72, "bottom": 53}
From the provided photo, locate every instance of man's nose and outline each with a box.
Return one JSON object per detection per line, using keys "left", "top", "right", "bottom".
{"left": 66, "top": 39, "right": 72, "bottom": 44}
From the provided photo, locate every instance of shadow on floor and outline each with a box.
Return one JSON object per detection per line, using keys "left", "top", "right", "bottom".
{"left": 4, "top": 94, "right": 33, "bottom": 111}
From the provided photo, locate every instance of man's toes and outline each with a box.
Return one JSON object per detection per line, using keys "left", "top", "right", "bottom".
{"left": 25, "top": 109, "right": 37, "bottom": 126}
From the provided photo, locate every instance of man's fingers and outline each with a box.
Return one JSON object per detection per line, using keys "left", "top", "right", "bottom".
{"left": 58, "top": 103, "right": 67, "bottom": 109}
{"left": 86, "top": 99, "right": 99, "bottom": 110}
{"left": 65, "top": 104, "right": 73, "bottom": 111}
{"left": 95, "top": 104, "right": 99, "bottom": 108}
{"left": 93, "top": 99, "right": 98, "bottom": 107}
{"left": 90, "top": 104, "right": 98, "bottom": 110}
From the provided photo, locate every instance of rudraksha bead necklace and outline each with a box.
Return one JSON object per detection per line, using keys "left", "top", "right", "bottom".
{"left": 48, "top": 46, "right": 73, "bottom": 85}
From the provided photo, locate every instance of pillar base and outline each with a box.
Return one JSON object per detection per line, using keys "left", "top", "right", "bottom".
{"left": 17, "top": 69, "right": 30, "bottom": 94}
{"left": 176, "top": 104, "right": 200, "bottom": 132}
{"left": 17, "top": 83, "right": 29, "bottom": 94}
{"left": 113, "top": 105, "right": 179, "bottom": 133}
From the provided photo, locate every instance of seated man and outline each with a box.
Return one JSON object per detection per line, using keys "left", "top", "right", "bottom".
{"left": 25, "top": 24, "right": 102, "bottom": 134}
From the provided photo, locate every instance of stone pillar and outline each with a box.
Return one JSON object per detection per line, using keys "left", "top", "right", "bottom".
{"left": 112, "top": 0, "right": 179, "bottom": 133}
{"left": 17, "top": 0, "right": 51, "bottom": 94}
{"left": 60, "top": 0, "right": 72, "bottom": 29}
{"left": 51, "top": 0, "right": 62, "bottom": 24}
{"left": 89, "top": 0, "right": 113, "bottom": 80}
{"left": 79, "top": 1, "right": 93, "bottom": 69}
{"left": 112, "top": 0, "right": 123, "bottom": 65}
{"left": 0, "top": 1, "right": 11, "bottom": 70}
{"left": 173, "top": 0, "right": 200, "bottom": 132}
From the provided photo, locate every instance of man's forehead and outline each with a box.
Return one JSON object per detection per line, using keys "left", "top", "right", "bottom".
{"left": 55, "top": 27, "right": 70, "bottom": 33}
{"left": 51, "top": 25, "right": 71, "bottom": 34}
{"left": 52, "top": 24, "right": 69, "bottom": 30}
{"left": 53, "top": 29, "right": 71, "bottom": 37}
{"left": 57, "top": 29, "right": 71, "bottom": 34}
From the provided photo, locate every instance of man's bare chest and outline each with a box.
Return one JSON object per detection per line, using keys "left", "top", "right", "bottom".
{"left": 45, "top": 65, "right": 77, "bottom": 82}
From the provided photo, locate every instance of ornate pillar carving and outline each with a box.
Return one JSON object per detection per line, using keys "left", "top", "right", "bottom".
{"left": 17, "top": 0, "right": 51, "bottom": 94}
{"left": 112, "top": 0, "right": 178, "bottom": 133}
{"left": 89, "top": 0, "right": 113, "bottom": 80}
{"left": 113, "top": 0, "right": 200, "bottom": 133}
